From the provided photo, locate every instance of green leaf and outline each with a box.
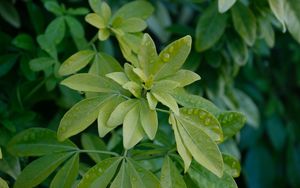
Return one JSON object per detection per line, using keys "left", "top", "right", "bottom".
{"left": 188, "top": 161, "right": 237, "bottom": 188}
{"left": 231, "top": 2, "right": 256, "bottom": 46}
{"left": 140, "top": 99, "right": 158, "bottom": 140}
{"left": 161, "top": 156, "right": 187, "bottom": 188}
{"left": 85, "top": 13, "right": 106, "bottom": 29}
{"left": 169, "top": 114, "right": 192, "bottom": 172}
{"left": 58, "top": 95, "right": 112, "bottom": 141}
{"left": 113, "top": 0, "right": 154, "bottom": 20}
{"left": 124, "top": 63, "right": 141, "bottom": 83}
{"left": 117, "top": 18, "right": 147, "bottom": 33}
{"left": 0, "top": 150, "right": 20, "bottom": 179}
{"left": 45, "top": 17, "right": 66, "bottom": 45}
{"left": 107, "top": 99, "right": 138, "bottom": 127}
{"left": 100, "top": 2, "right": 111, "bottom": 23}
{"left": 88, "top": 0, "right": 102, "bottom": 14}
{"left": 180, "top": 108, "right": 223, "bottom": 143}
{"left": 106, "top": 72, "right": 129, "bottom": 85}
{"left": 123, "top": 103, "right": 144, "bottom": 149}
{"left": 152, "top": 92, "right": 179, "bottom": 115}
{"left": 152, "top": 80, "right": 179, "bottom": 93}
{"left": 98, "top": 28, "right": 110, "bottom": 41}
{"left": 0, "top": 177, "right": 8, "bottom": 188}
{"left": 258, "top": 17, "right": 275, "bottom": 48}
{"left": 44, "top": 1, "right": 63, "bottom": 16}
{"left": 12, "top": 34, "right": 35, "bottom": 51}
{"left": 164, "top": 70, "right": 200, "bottom": 87}
{"left": 195, "top": 3, "right": 227, "bottom": 51}
{"left": 172, "top": 90, "right": 221, "bottom": 116}
{"left": 0, "top": 54, "right": 18, "bottom": 77}
{"left": 123, "top": 81, "right": 142, "bottom": 98}
{"left": 137, "top": 33, "right": 158, "bottom": 77}
{"left": 90, "top": 52, "right": 123, "bottom": 76}
{"left": 227, "top": 34, "right": 249, "bottom": 65}
{"left": 223, "top": 154, "right": 241, "bottom": 178}
{"left": 59, "top": 50, "right": 95, "bottom": 76}
{"left": 218, "top": 111, "right": 246, "bottom": 141}
{"left": 78, "top": 157, "right": 122, "bottom": 188}
{"left": 8, "top": 128, "right": 77, "bottom": 157}
{"left": 218, "top": 0, "right": 236, "bottom": 13}
{"left": 284, "top": 0, "right": 300, "bottom": 43}
{"left": 29, "top": 57, "right": 56, "bottom": 71}
{"left": 127, "top": 158, "right": 161, "bottom": 188}
{"left": 81, "top": 133, "right": 108, "bottom": 163}
{"left": 155, "top": 35, "right": 192, "bottom": 80}
{"left": 110, "top": 161, "right": 131, "bottom": 188}
{"left": 66, "top": 7, "right": 89, "bottom": 15}
{"left": 37, "top": 34, "right": 57, "bottom": 59}
{"left": 65, "top": 16, "right": 87, "bottom": 49}
{"left": 176, "top": 116, "right": 224, "bottom": 177}
{"left": 0, "top": 1, "right": 20, "bottom": 28}
{"left": 98, "top": 96, "right": 125, "bottom": 137}
{"left": 61, "top": 73, "right": 121, "bottom": 93}
{"left": 50, "top": 154, "right": 79, "bottom": 188}
{"left": 0, "top": 147, "right": 2, "bottom": 159}
{"left": 146, "top": 92, "right": 158, "bottom": 110}
{"left": 268, "top": 0, "right": 286, "bottom": 32}
{"left": 14, "top": 152, "right": 72, "bottom": 188}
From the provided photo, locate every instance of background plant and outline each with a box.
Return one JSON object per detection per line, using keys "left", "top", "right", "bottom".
{"left": 0, "top": 0, "right": 300, "bottom": 188}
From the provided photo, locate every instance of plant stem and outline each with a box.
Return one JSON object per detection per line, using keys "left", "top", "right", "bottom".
{"left": 23, "top": 79, "right": 47, "bottom": 101}
{"left": 88, "top": 34, "right": 98, "bottom": 47}
{"left": 78, "top": 149, "right": 120, "bottom": 157}
{"left": 156, "top": 108, "right": 170, "bottom": 114}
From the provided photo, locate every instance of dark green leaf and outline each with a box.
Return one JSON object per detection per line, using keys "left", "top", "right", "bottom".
{"left": 0, "top": 1, "right": 20, "bottom": 28}
{"left": 29, "top": 57, "right": 56, "bottom": 71}
{"left": 44, "top": 1, "right": 63, "bottom": 16}
{"left": 110, "top": 161, "right": 131, "bottom": 188}
{"left": 113, "top": 1, "right": 154, "bottom": 20}
{"left": 12, "top": 34, "right": 35, "bottom": 51}
{"left": 0, "top": 150, "right": 20, "bottom": 179}
{"left": 45, "top": 17, "right": 66, "bottom": 45}
{"left": 0, "top": 54, "right": 18, "bottom": 77}
{"left": 37, "top": 34, "right": 57, "bottom": 59}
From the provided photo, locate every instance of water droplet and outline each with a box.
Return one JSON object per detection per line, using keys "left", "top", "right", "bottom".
{"left": 98, "top": 168, "right": 103, "bottom": 173}
{"left": 162, "top": 53, "right": 170, "bottom": 62}
{"left": 199, "top": 111, "right": 206, "bottom": 119}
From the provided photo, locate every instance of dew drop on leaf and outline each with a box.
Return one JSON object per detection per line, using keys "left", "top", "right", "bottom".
{"left": 162, "top": 53, "right": 170, "bottom": 62}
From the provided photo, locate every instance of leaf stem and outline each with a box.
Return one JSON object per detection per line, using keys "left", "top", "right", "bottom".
{"left": 88, "top": 34, "right": 98, "bottom": 47}
{"left": 23, "top": 79, "right": 47, "bottom": 101}
{"left": 78, "top": 149, "right": 120, "bottom": 156}
{"left": 156, "top": 108, "right": 170, "bottom": 114}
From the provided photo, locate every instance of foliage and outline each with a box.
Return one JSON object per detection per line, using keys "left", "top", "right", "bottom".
{"left": 0, "top": 0, "right": 300, "bottom": 188}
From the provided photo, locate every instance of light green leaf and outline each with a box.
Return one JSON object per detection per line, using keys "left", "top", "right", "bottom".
{"left": 152, "top": 80, "right": 180, "bottom": 92}
{"left": 123, "top": 81, "right": 142, "bottom": 98}
{"left": 85, "top": 13, "right": 106, "bottom": 29}
{"left": 81, "top": 133, "right": 108, "bottom": 163}
{"left": 88, "top": 0, "right": 102, "bottom": 14}
{"left": 155, "top": 35, "right": 192, "bottom": 80}
{"left": 180, "top": 108, "right": 223, "bottom": 143}
{"left": 117, "top": 18, "right": 147, "bottom": 33}
{"left": 218, "top": 111, "right": 246, "bottom": 141}
{"left": 138, "top": 33, "right": 158, "bottom": 77}
{"left": 223, "top": 154, "right": 241, "bottom": 178}
{"left": 106, "top": 72, "right": 129, "bottom": 85}
{"left": 169, "top": 114, "right": 192, "bottom": 172}
{"left": 37, "top": 34, "right": 57, "bottom": 59}
{"left": 231, "top": 2, "right": 256, "bottom": 46}
{"left": 164, "top": 70, "right": 201, "bottom": 87}
{"left": 258, "top": 17, "right": 275, "bottom": 48}
{"left": 98, "top": 96, "right": 125, "bottom": 137}
{"left": 90, "top": 52, "right": 123, "bottom": 76}
{"left": 98, "top": 28, "right": 110, "bottom": 41}
{"left": 112, "top": 1, "right": 154, "bottom": 20}
{"left": 127, "top": 158, "right": 161, "bottom": 188}
{"left": 123, "top": 103, "right": 144, "bottom": 149}
{"left": 29, "top": 57, "right": 56, "bottom": 71}
{"left": 59, "top": 50, "right": 95, "bottom": 76}
{"left": 0, "top": 177, "right": 9, "bottom": 188}
{"left": 58, "top": 95, "right": 112, "bottom": 141}
{"left": 8, "top": 128, "right": 77, "bottom": 157}
{"left": 172, "top": 89, "right": 221, "bottom": 116}
{"left": 196, "top": 3, "right": 227, "bottom": 51}
{"left": 152, "top": 92, "right": 179, "bottom": 115}
{"left": 140, "top": 99, "right": 158, "bottom": 140}
{"left": 218, "top": 0, "right": 236, "bottom": 13}
{"left": 44, "top": 1, "right": 63, "bottom": 16}
{"left": 176, "top": 117, "right": 223, "bottom": 177}
{"left": 0, "top": 1, "right": 20, "bottom": 28}
{"left": 161, "top": 156, "right": 187, "bottom": 188}
{"left": 107, "top": 99, "right": 138, "bottom": 127}
{"left": 50, "top": 154, "right": 79, "bottom": 188}
{"left": 78, "top": 157, "right": 122, "bottom": 188}
{"left": 132, "top": 68, "right": 147, "bottom": 82}
{"left": 61, "top": 73, "right": 121, "bottom": 93}
{"left": 284, "top": 0, "right": 300, "bottom": 43}
{"left": 45, "top": 17, "right": 66, "bottom": 45}
{"left": 100, "top": 2, "right": 111, "bottom": 23}
{"left": 188, "top": 161, "right": 237, "bottom": 188}
{"left": 268, "top": 0, "right": 286, "bottom": 32}
{"left": 110, "top": 161, "right": 131, "bottom": 188}
{"left": 227, "top": 34, "right": 249, "bottom": 65}
{"left": 146, "top": 92, "right": 158, "bottom": 110}
{"left": 124, "top": 63, "right": 141, "bottom": 83}
{"left": 14, "top": 152, "right": 72, "bottom": 188}
{"left": 0, "top": 147, "right": 2, "bottom": 159}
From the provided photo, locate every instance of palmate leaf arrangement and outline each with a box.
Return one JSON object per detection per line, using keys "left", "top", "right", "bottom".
{"left": 6, "top": 0, "right": 246, "bottom": 187}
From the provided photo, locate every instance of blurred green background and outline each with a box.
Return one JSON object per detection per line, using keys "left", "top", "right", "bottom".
{"left": 0, "top": 0, "right": 299, "bottom": 187}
